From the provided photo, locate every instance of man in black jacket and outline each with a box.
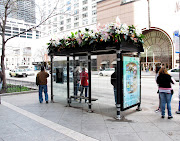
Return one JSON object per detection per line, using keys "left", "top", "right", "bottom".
{"left": 111, "top": 68, "right": 117, "bottom": 104}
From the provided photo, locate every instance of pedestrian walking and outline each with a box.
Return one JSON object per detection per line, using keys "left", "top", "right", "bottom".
{"left": 80, "top": 68, "right": 88, "bottom": 103}
{"left": 155, "top": 66, "right": 161, "bottom": 112}
{"left": 36, "top": 66, "right": 49, "bottom": 103}
{"left": 111, "top": 68, "right": 117, "bottom": 104}
{"left": 74, "top": 66, "right": 80, "bottom": 100}
{"left": 157, "top": 68, "right": 175, "bottom": 119}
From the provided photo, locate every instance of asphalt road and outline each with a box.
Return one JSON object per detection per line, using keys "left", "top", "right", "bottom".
{"left": 5, "top": 70, "right": 179, "bottom": 105}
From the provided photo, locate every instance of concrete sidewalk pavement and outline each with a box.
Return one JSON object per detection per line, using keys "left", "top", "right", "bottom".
{"left": 1, "top": 92, "right": 180, "bottom": 141}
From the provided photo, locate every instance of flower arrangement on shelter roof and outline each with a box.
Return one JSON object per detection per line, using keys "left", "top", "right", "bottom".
{"left": 47, "top": 17, "right": 144, "bottom": 54}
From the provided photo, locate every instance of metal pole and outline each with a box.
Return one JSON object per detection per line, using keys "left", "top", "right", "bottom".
{"left": 50, "top": 56, "right": 54, "bottom": 102}
{"left": 67, "top": 56, "right": 70, "bottom": 105}
{"left": 136, "top": 52, "right": 142, "bottom": 111}
{"left": 73, "top": 56, "right": 76, "bottom": 97}
{"left": 88, "top": 53, "right": 92, "bottom": 112}
{"left": 176, "top": 48, "right": 180, "bottom": 114}
{"left": 116, "top": 50, "right": 122, "bottom": 120}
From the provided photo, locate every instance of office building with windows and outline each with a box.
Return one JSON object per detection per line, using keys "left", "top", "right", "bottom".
{"left": 0, "top": 18, "right": 40, "bottom": 69}
{"left": 41, "top": 0, "right": 99, "bottom": 37}
{"left": 96, "top": 0, "right": 180, "bottom": 70}
{"left": 0, "top": 0, "right": 36, "bottom": 24}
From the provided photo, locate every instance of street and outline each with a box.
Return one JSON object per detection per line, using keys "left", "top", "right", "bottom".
{"left": 5, "top": 70, "right": 180, "bottom": 109}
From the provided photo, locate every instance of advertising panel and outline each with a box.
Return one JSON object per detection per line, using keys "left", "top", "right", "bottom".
{"left": 123, "top": 56, "right": 140, "bottom": 110}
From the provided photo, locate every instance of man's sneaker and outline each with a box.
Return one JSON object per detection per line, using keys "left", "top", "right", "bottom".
{"left": 168, "top": 116, "right": 173, "bottom": 119}
{"left": 155, "top": 108, "right": 161, "bottom": 113}
{"left": 161, "top": 115, "right": 165, "bottom": 118}
{"left": 46, "top": 101, "right": 48, "bottom": 104}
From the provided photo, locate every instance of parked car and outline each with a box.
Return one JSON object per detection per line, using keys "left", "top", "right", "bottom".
{"left": 168, "top": 68, "right": 179, "bottom": 81}
{"left": 25, "top": 68, "right": 35, "bottom": 76}
{"left": 9, "top": 69, "right": 27, "bottom": 77}
{"left": 98, "top": 68, "right": 115, "bottom": 76}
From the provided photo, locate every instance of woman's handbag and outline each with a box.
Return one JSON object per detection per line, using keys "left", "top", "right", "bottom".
{"left": 171, "top": 89, "right": 174, "bottom": 95}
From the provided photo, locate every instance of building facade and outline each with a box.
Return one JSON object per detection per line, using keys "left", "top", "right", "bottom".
{"left": 0, "top": 18, "right": 40, "bottom": 70}
{"left": 97, "top": 0, "right": 180, "bottom": 71}
{"left": 0, "top": 0, "right": 36, "bottom": 24}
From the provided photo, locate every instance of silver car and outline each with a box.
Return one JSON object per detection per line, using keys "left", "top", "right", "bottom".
{"left": 98, "top": 68, "right": 115, "bottom": 76}
{"left": 168, "top": 68, "right": 179, "bottom": 81}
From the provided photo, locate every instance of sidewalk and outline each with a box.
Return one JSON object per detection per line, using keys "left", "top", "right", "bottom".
{"left": 1, "top": 92, "right": 180, "bottom": 141}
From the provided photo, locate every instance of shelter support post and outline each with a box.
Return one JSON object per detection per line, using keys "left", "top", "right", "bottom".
{"left": 116, "top": 50, "right": 122, "bottom": 120}
{"left": 136, "top": 52, "right": 142, "bottom": 111}
{"left": 67, "top": 56, "right": 70, "bottom": 106}
{"left": 88, "top": 53, "right": 92, "bottom": 112}
{"left": 176, "top": 53, "right": 180, "bottom": 114}
{"left": 73, "top": 56, "right": 75, "bottom": 98}
{"left": 50, "top": 56, "right": 54, "bottom": 102}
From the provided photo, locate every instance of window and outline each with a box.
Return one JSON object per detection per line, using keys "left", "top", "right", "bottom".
{"left": 60, "top": 27, "right": 64, "bottom": 31}
{"left": 83, "top": 6, "right": 88, "bottom": 11}
{"left": 60, "top": 16, "right": 64, "bottom": 20}
{"left": 74, "top": 3, "right": 79, "bottom": 8}
{"left": 67, "top": 6, "right": 71, "bottom": 11}
{"left": 74, "top": 9, "right": 79, "bottom": 14}
{"left": 67, "top": 0, "right": 71, "bottom": 5}
{"left": 83, "top": 0, "right": 88, "bottom": 5}
{"left": 60, "top": 21, "right": 64, "bottom": 25}
{"left": 92, "top": 4, "right": 96, "bottom": 9}
{"left": 67, "top": 18, "right": 71, "bottom": 23}
{"left": 13, "top": 27, "right": 19, "bottom": 31}
{"left": 82, "top": 13, "right": 88, "bottom": 18}
{"left": 66, "top": 25, "right": 71, "bottom": 29}
{"left": 20, "top": 35, "right": 26, "bottom": 38}
{"left": 92, "top": 10, "right": 96, "bottom": 15}
{"left": 20, "top": 28, "right": 26, "bottom": 31}
{"left": 82, "top": 19, "right": 88, "bottom": 25}
{"left": 5, "top": 34, "right": 11, "bottom": 36}
{"left": 5, "top": 26, "right": 11, "bottom": 30}
{"left": 74, "top": 16, "right": 79, "bottom": 21}
{"left": 74, "top": 22, "right": 79, "bottom": 27}
{"left": 92, "top": 17, "right": 96, "bottom": 23}
{"left": 54, "top": 17, "right": 57, "bottom": 21}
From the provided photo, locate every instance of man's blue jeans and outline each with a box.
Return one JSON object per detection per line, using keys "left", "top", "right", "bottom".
{"left": 74, "top": 83, "right": 80, "bottom": 96}
{"left": 160, "top": 92, "right": 172, "bottom": 116}
{"left": 39, "top": 85, "right": 48, "bottom": 103}
{"left": 80, "top": 86, "right": 88, "bottom": 102}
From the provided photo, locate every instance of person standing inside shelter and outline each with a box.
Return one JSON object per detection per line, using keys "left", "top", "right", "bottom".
{"left": 80, "top": 68, "right": 88, "bottom": 103}
{"left": 157, "top": 68, "right": 175, "bottom": 119}
{"left": 74, "top": 66, "right": 80, "bottom": 100}
{"left": 37, "top": 66, "right": 49, "bottom": 103}
{"left": 111, "top": 68, "right": 117, "bottom": 104}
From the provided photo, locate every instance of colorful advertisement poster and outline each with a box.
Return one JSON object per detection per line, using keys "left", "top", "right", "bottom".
{"left": 123, "top": 56, "right": 140, "bottom": 109}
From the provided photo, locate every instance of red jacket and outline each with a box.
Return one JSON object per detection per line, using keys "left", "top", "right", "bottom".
{"left": 80, "top": 71, "right": 88, "bottom": 86}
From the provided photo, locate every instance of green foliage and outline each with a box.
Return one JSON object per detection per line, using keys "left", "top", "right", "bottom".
{"left": 6, "top": 84, "right": 30, "bottom": 93}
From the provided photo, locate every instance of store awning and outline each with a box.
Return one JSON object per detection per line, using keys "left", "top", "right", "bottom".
{"left": 100, "top": 61, "right": 108, "bottom": 65}
{"left": 111, "top": 61, "right": 116, "bottom": 65}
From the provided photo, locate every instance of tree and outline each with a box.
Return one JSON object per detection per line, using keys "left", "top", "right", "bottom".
{"left": 0, "top": 0, "right": 62, "bottom": 91}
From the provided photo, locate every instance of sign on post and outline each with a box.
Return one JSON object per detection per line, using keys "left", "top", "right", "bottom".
{"left": 174, "top": 30, "right": 180, "bottom": 53}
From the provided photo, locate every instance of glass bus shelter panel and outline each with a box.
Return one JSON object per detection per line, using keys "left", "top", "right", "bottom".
{"left": 91, "top": 54, "right": 116, "bottom": 106}
{"left": 52, "top": 57, "right": 73, "bottom": 102}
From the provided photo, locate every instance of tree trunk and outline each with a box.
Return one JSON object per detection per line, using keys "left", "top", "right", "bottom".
{"left": 1, "top": 40, "right": 7, "bottom": 92}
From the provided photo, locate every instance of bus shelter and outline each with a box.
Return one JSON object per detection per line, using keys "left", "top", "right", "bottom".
{"left": 47, "top": 23, "right": 144, "bottom": 119}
